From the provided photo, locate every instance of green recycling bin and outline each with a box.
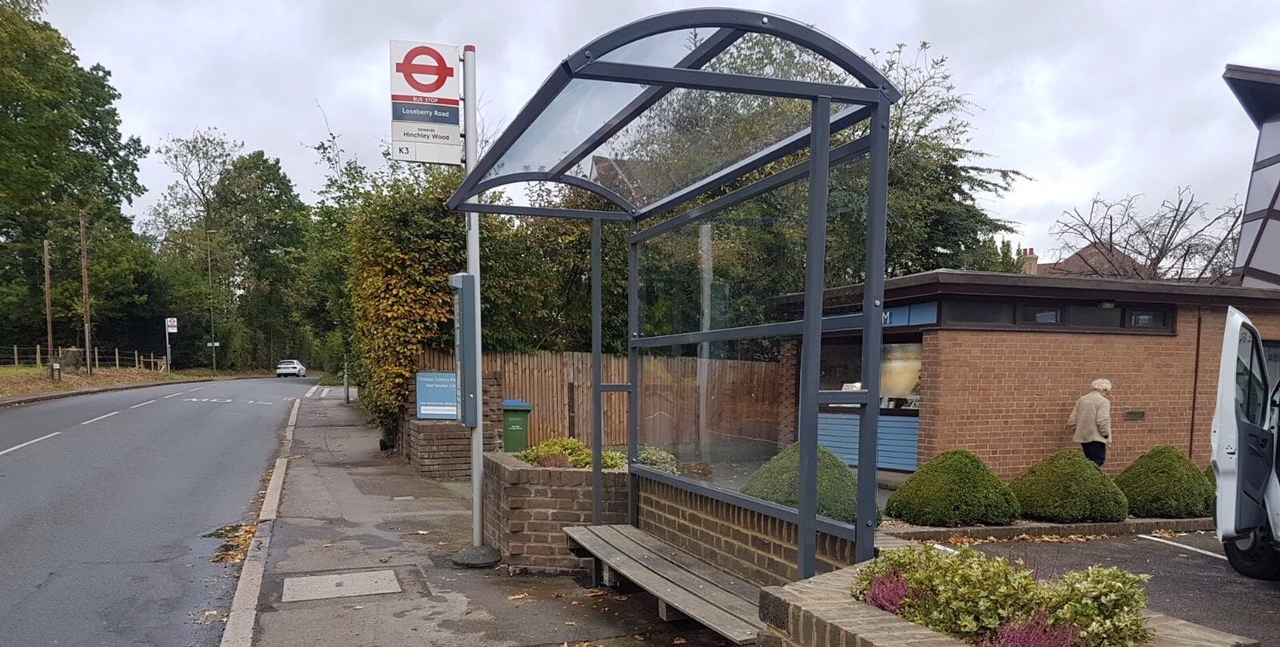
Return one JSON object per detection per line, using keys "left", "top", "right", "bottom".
{"left": 502, "top": 399, "right": 533, "bottom": 452}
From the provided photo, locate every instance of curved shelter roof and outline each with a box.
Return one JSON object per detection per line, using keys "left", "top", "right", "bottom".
{"left": 446, "top": 8, "right": 901, "bottom": 221}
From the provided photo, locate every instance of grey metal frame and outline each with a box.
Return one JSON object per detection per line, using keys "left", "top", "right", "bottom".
{"left": 446, "top": 8, "right": 897, "bottom": 578}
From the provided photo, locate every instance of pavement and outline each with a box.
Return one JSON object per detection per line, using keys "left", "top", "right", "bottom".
{"left": 238, "top": 392, "right": 740, "bottom": 647}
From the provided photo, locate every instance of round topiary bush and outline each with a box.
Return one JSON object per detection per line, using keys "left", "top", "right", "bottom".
{"left": 885, "top": 450, "right": 1019, "bottom": 527}
{"left": 1114, "top": 446, "right": 1214, "bottom": 518}
{"left": 740, "top": 443, "right": 865, "bottom": 523}
{"left": 1010, "top": 450, "right": 1128, "bottom": 523}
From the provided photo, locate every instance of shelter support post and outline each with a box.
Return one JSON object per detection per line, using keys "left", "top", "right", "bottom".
{"left": 592, "top": 218, "right": 604, "bottom": 526}
{"left": 796, "top": 96, "right": 832, "bottom": 580}
{"left": 855, "top": 99, "right": 891, "bottom": 563}
{"left": 628, "top": 224, "right": 641, "bottom": 527}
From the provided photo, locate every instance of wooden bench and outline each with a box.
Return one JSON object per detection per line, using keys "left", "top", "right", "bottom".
{"left": 564, "top": 524, "right": 763, "bottom": 645}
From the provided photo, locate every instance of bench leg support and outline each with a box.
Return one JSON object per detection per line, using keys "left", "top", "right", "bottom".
{"left": 658, "top": 600, "right": 687, "bottom": 622}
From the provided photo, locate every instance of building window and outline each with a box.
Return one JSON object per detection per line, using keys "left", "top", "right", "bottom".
{"left": 1067, "top": 304, "right": 1124, "bottom": 328}
{"left": 1128, "top": 309, "right": 1169, "bottom": 329}
{"left": 1020, "top": 305, "right": 1062, "bottom": 325}
{"left": 946, "top": 301, "right": 1014, "bottom": 324}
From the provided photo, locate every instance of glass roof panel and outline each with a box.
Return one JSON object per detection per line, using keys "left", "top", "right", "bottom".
{"left": 596, "top": 28, "right": 709, "bottom": 67}
{"left": 562, "top": 87, "right": 819, "bottom": 207}
{"left": 483, "top": 79, "right": 649, "bottom": 180}
{"left": 705, "top": 33, "right": 856, "bottom": 85}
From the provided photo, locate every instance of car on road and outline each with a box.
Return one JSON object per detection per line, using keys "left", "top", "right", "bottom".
{"left": 276, "top": 360, "right": 306, "bottom": 378}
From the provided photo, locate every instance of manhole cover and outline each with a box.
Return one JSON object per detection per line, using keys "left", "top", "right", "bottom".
{"left": 282, "top": 570, "right": 401, "bottom": 602}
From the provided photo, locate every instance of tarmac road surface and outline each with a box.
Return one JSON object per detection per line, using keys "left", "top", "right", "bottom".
{"left": 0, "top": 378, "right": 309, "bottom": 646}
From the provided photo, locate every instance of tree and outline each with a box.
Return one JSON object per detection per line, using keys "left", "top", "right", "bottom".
{"left": 1050, "top": 187, "right": 1241, "bottom": 283}
{"left": 0, "top": 5, "right": 148, "bottom": 346}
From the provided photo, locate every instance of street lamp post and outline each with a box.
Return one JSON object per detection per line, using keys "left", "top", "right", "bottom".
{"left": 206, "top": 227, "right": 218, "bottom": 371}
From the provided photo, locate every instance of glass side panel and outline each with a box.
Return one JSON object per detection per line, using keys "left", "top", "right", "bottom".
{"left": 1257, "top": 118, "right": 1280, "bottom": 163}
{"left": 483, "top": 79, "right": 649, "bottom": 180}
{"left": 637, "top": 336, "right": 797, "bottom": 497}
{"left": 1245, "top": 162, "right": 1280, "bottom": 214}
{"left": 638, "top": 183, "right": 810, "bottom": 338}
{"left": 1066, "top": 304, "right": 1123, "bottom": 328}
{"left": 705, "top": 32, "right": 855, "bottom": 85}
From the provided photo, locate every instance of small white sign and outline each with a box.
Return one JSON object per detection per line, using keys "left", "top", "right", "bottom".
{"left": 390, "top": 40, "right": 463, "bottom": 167}
{"left": 165, "top": 317, "right": 178, "bottom": 333}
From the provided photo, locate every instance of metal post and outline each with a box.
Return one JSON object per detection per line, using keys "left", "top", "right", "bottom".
{"left": 697, "top": 224, "right": 712, "bottom": 461}
{"left": 207, "top": 228, "right": 216, "bottom": 372}
{"left": 164, "top": 324, "right": 172, "bottom": 374}
{"left": 44, "top": 239, "right": 53, "bottom": 381}
{"left": 80, "top": 210, "right": 92, "bottom": 376}
{"left": 627, "top": 224, "right": 641, "bottom": 526}
{"left": 855, "top": 99, "right": 890, "bottom": 563}
{"left": 796, "top": 96, "right": 832, "bottom": 580}
{"left": 591, "top": 218, "right": 604, "bottom": 526}
{"left": 463, "top": 44, "right": 485, "bottom": 550}
{"left": 115, "top": 347, "right": 120, "bottom": 369}
{"left": 343, "top": 355, "right": 350, "bottom": 404}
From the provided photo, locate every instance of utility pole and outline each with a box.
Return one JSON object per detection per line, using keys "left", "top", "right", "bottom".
{"left": 207, "top": 226, "right": 217, "bottom": 371}
{"left": 44, "top": 239, "right": 54, "bottom": 382}
{"left": 80, "top": 210, "right": 92, "bottom": 375}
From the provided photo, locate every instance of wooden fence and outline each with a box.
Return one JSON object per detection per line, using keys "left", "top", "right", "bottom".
{"left": 416, "top": 349, "right": 788, "bottom": 449}
{"left": 5, "top": 345, "right": 166, "bottom": 371}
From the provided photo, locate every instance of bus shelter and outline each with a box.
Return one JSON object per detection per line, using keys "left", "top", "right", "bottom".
{"left": 447, "top": 8, "right": 898, "bottom": 577}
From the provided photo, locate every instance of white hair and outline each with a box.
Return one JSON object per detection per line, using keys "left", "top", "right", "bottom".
{"left": 1092, "top": 378, "right": 1112, "bottom": 392}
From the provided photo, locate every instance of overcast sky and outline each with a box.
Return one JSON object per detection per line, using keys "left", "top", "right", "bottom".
{"left": 44, "top": 0, "right": 1280, "bottom": 260}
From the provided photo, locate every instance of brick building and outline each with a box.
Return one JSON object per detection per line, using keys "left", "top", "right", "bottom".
{"left": 777, "top": 270, "right": 1280, "bottom": 478}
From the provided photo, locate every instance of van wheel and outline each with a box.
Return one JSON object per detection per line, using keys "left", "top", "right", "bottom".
{"left": 1224, "top": 531, "right": 1280, "bottom": 580}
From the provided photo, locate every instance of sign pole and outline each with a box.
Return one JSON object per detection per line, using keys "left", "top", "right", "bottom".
{"left": 462, "top": 44, "right": 485, "bottom": 552}
{"left": 164, "top": 325, "right": 171, "bottom": 374}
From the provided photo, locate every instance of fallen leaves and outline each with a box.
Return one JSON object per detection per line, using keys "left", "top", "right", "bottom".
{"left": 584, "top": 589, "right": 606, "bottom": 597}
{"left": 1148, "top": 529, "right": 1180, "bottom": 539}
{"left": 945, "top": 533, "right": 1112, "bottom": 546}
{"left": 673, "top": 638, "right": 688, "bottom": 644}
{"left": 206, "top": 523, "right": 257, "bottom": 564}
{"left": 507, "top": 592, "right": 529, "bottom": 600}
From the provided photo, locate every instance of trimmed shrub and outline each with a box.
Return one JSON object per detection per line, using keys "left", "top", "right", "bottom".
{"left": 636, "top": 446, "right": 678, "bottom": 474}
{"left": 1114, "top": 446, "right": 1214, "bottom": 518}
{"left": 854, "top": 547, "right": 1152, "bottom": 647}
{"left": 885, "top": 450, "right": 1020, "bottom": 527}
{"left": 516, "top": 438, "right": 626, "bottom": 470}
{"left": 1010, "top": 450, "right": 1128, "bottom": 523}
{"left": 741, "top": 444, "right": 864, "bottom": 523}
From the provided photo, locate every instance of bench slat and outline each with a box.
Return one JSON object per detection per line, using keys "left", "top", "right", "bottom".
{"left": 565, "top": 526, "right": 759, "bottom": 645}
{"left": 614, "top": 525, "right": 761, "bottom": 604}
{"left": 591, "top": 526, "right": 762, "bottom": 625}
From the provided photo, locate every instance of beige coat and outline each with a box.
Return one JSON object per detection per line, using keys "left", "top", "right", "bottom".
{"left": 1069, "top": 390, "right": 1112, "bottom": 444}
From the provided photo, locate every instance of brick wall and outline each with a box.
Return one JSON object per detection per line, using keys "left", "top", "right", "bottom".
{"left": 482, "top": 452, "right": 628, "bottom": 574}
{"left": 636, "top": 476, "right": 856, "bottom": 587}
{"left": 920, "top": 309, "right": 1218, "bottom": 477}
{"left": 402, "top": 372, "right": 504, "bottom": 480}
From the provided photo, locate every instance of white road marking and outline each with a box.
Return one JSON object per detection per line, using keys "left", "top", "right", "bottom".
{"left": 0, "top": 432, "right": 61, "bottom": 457}
{"left": 187, "top": 386, "right": 205, "bottom": 392}
{"left": 81, "top": 411, "right": 119, "bottom": 425}
{"left": 304, "top": 385, "right": 319, "bottom": 399}
{"left": 1138, "top": 534, "right": 1228, "bottom": 560}
{"left": 162, "top": 392, "right": 184, "bottom": 399}
{"left": 130, "top": 400, "right": 156, "bottom": 409}
{"left": 321, "top": 388, "right": 331, "bottom": 398}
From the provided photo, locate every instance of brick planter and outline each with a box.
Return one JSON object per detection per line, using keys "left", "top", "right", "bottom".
{"left": 482, "top": 452, "right": 628, "bottom": 574}
{"left": 758, "top": 564, "right": 1259, "bottom": 647}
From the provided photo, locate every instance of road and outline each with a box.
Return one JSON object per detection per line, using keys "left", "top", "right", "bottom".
{"left": 0, "top": 378, "right": 314, "bottom": 646}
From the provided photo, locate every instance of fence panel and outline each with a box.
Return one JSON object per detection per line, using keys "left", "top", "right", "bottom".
{"left": 2, "top": 345, "right": 165, "bottom": 371}
{"left": 416, "top": 349, "right": 784, "bottom": 450}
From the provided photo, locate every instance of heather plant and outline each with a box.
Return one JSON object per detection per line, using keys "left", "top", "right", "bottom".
{"left": 853, "top": 547, "right": 1151, "bottom": 647}
{"left": 864, "top": 570, "right": 910, "bottom": 614}
{"left": 982, "top": 612, "right": 1079, "bottom": 647}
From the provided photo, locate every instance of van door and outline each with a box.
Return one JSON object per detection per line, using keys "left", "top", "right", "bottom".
{"left": 1213, "top": 307, "right": 1275, "bottom": 540}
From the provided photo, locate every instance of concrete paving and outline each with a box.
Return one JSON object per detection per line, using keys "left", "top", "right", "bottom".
{"left": 251, "top": 393, "right": 735, "bottom": 647}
